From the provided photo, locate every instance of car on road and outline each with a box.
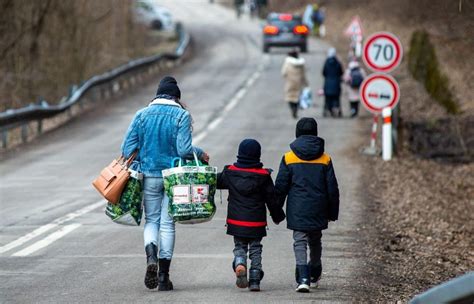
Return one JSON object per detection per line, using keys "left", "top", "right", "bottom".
{"left": 262, "top": 13, "right": 309, "bottom": 53}
{"left": 134, "top": 0, "right": 173, "bottom": 31}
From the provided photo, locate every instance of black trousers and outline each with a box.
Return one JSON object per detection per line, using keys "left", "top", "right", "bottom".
{"left": 350, "top": 100, "right": 360, "bottom": 117}
{"left": 288, "top": 102, "right": 298, "bottom": 118}
{"left": 324, "top": 95, "right": 342, "bottom": 116}
{"left": 233, "top": 237, "right": 263, "bottom": 270}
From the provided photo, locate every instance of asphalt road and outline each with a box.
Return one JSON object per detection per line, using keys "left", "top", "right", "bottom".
{"left": 0, "top": 2, "right": 365, "bottom": 303}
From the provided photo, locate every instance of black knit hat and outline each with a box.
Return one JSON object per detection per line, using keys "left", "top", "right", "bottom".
{"left": 156, "top": 76, "right": 181, "bottom": 99}
{"left": 296, "top": 117, "right": 318, "bottom": 138}
{"left": 234, "top": 139, "right": 263, "bottom": 169}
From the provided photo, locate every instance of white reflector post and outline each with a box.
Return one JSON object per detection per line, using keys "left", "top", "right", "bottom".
{"left": 382, "top": 107, "right": 392, "bottom": 161}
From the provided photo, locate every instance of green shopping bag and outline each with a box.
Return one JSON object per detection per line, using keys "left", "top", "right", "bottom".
{"left": 162, "top": 152, "right": 217, "bottom": 224}
{"left": 105, "top": 169, "right": 143, "bottom": 226}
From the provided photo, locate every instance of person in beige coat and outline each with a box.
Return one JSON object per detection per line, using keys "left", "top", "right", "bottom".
{"left": 281, "top": 51, "right": 309, "bottom": 119}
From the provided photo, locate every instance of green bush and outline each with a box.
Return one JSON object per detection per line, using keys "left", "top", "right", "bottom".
{"left": 408, "top": 30, "right": 459, "bottom": 114}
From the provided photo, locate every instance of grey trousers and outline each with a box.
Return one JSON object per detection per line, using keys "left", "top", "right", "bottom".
{"left": 293, "top": 230, "right": 322, "bottom": 266}
{"left": 233, "top": 237, "right": 263, "bottom": 270}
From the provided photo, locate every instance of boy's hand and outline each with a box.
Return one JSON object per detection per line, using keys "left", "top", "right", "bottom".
{"left": 271, "top": 210, "right": 286, "bottom": 225}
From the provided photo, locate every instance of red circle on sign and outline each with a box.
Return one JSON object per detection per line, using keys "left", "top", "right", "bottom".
{"left": 363, "top": 32, "right": 403, "bottom": 73}
{"left": 360, "top": 73, "right": 400, "bottom": 114}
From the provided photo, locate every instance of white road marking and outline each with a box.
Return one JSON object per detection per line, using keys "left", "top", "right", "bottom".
{"left": 193, "top": 59, "right": 267, "bottom": 145}
{"left": 12, "top": 223, "right": 82, "bottom": 257}
{"left": 207, "top": 116, "right": 224, "bottom": 131}
{"left": 0, "top": 200, "right": 104, "bottom": 254}
{"left": 193, "top": 130, "right": 208, "bottom": 145}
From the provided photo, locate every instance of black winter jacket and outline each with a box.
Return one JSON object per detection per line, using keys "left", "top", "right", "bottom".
{"left": 322, "top": 57, "right": 344, "bottom": 96}
{"left": 217, "top": 165, "right": 286, "bottom": 238}
{"left": 275, "top": 135, "right": 339, "bottom": 231}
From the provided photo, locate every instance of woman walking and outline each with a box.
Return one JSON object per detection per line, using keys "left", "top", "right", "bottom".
{"left": 281, "top": 50, "right": 309, "bottom": 119}
{"left": 121, "top": 76, "right": 209, "bottom": 290}
{"left": 322, "top": 48, "right": 344, "bottom": 117}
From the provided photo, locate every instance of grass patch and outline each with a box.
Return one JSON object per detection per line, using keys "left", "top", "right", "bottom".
{"left": 408, "top": 30, "right": 460, "bottom": 114}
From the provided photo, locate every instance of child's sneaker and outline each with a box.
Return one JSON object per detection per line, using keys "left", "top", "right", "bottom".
{"left": 248, "top": 269, "right": 264, "bottom": 292}
{"left": 295, "top": 265, "right": 310, "bottom": 292}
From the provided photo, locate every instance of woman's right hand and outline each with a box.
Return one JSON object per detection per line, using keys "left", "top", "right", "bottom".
{"left": 201, "top": 152, "right": 210, "bottom": 164}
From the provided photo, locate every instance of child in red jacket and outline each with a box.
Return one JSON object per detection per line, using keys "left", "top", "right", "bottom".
{"left": 217, "top": 139, "right": 285, "bottom": 291}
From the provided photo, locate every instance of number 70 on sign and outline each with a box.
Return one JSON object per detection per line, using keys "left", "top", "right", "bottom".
{"left": 363, "top": 32, "right": 403, "bottom": 73}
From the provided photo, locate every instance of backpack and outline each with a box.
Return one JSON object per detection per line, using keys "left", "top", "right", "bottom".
{"left": 349, "top": 68, "right": 363, "bottom": 89}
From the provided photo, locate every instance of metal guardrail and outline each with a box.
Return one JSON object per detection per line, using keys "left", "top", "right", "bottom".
{"left": 409, "top": 272, "right": 474, "bottom": 304}
{"left": 0, "top": 22, "right": 190, "bottom": 148}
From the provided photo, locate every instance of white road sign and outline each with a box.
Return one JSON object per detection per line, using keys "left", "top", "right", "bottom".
{"left": 363, "top": 32, "right": 403, "bottom": 73}
{"left": 344, "top": 16, "right": 363, "bottom": 37}
{"left": 360, "top": 73, "right": 400, "bottom": 114}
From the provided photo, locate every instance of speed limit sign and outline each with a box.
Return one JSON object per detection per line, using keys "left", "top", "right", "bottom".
{"left": 363, "top": 32, "right": 403, "bottom": 73}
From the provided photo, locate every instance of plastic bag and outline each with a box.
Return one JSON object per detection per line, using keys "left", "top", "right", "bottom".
{"left": 299, "top": 87, "right": 313, "bottom": 109}
{"left": 162, "top": 153, "right": 217, "bottom": 224}
{"left": 105, "top": 169, "right": 143, "bottom": 226}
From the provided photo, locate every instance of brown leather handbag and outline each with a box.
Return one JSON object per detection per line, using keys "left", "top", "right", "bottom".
{"left": 92, "top": 153, "right": 137, "bottom": 204}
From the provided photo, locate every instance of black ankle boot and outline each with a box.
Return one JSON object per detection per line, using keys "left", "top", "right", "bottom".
{"left": 233, "top": 256, "right": 248, "bottom": 288}
{"left": 144, "top": 244, "right": 158, "bottom": 289}
{"left": 248, "top": 269, "right": 264, "bottom": 291}
{"left": 295, "top": 265, "right": 310, "bottom": 292}
{"left": 158, "top": 259, "right": 173, "bottom": 291}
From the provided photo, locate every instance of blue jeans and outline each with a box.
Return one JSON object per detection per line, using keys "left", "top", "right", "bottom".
{"left": 143, "top": 177, "right": 175, "bottom": 260}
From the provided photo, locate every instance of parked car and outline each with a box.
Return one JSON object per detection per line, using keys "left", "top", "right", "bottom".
{"left": 262, "top": 13, "right": 309, "bottom": 53}
{"left": 134, "top": 0, "right": 173, "bottom": 31}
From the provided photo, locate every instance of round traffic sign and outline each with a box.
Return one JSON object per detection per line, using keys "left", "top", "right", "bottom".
{"left": 360, "top": 73, "right": 400, "bottom": 113}
{"left": 363, "top": 32, "right": 403, "bottom": 73}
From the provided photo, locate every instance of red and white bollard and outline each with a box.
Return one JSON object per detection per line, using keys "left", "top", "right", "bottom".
{"left": 370, "top": 115, "right": 378, "bottom": 150}
{"left": 382, "top": 107, "right": 392, "bottom": 161}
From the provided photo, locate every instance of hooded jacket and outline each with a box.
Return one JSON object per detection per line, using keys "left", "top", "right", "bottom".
{"left": 217, "top": 165, "right": 286, "bottom": 238}
{"left": 275, "top": 135, "right": 339, "bottom": 231}
{"left": 281, "top": 56, "right": 309, "bottom": 103}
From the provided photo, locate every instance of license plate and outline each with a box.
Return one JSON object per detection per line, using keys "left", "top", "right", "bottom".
{"left": 280, "top": 33, "right": 294, "bottom": 39}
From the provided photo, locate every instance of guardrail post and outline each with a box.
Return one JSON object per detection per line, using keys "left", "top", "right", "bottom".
{"left": 37, "top": 119, "right": 43, "bottom": 134}
{"left": 113, "top": 82, "right": 120, "bottom": 94}
{"left": 2, "top": 130, "right": 7, "bottom": 149}
{"left": 21, "top": 124, "right": 28, "bottom": 143}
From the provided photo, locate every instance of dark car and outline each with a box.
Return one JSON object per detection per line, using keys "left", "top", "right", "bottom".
{"left": 262, "top": 13, "right": 309, "bottom": 53}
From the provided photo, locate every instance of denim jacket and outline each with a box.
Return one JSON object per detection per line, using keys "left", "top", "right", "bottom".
{"left": 121, "top": 98, "right": 203, "bottom": 177}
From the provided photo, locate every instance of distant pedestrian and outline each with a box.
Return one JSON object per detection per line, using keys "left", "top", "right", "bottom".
{"left": 217, "top": 139, "right": 285, "bottom": 291}
{"left": 343, "top": 60, "right": 366, "bottom": 117}
{"left": 234, "top": 0, "right": 244, "bottom": 18}
{"left": 322, "top": 48, "right": 344, "bottom": 117}
{"left": 311, "top": 4, "right": 326, "bottom": 37}
{"left": 275, "top": 118, "right": 340, "bottom": 292}
{"left": 282, "top": 50, "right": 309, "bottom": 119}
{"left": 121, "top": 76, "right": 210, "bottom": 291}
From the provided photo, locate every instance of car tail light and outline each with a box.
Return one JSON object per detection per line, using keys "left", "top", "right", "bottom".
{"left": 279, "top": 14, "right": 293, "bottom": 21}
{"left": 293, "top": 25, "right": 309, "bottom": 35}
{"left": 263, "top": 25, "right": 279, "bottom": 35}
